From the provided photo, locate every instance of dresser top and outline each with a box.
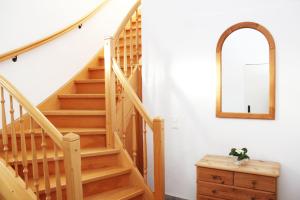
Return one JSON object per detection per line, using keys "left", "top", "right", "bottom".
{"left": 196, "top": 155, "right": 280, "bottom": 177}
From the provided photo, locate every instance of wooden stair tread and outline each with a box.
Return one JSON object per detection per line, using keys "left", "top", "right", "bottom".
{"left": 43, "top": 110, "right": 106, "bottom": 116}
{"left": 85, "top": 186, "right": 144, "bottom": 200}
{"left": 5, "top": 148, "right": 120, "bottom": 163}
{"left": 58, "top": 94, "right": 105, "bottom": 99}
{"left": 74, "top": 79, "right": 105, "bottom": 83}
{"left": 32, "top": 166, "right": 131, "bottom": 192}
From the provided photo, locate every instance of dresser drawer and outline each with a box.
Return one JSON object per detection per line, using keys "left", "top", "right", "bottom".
{"left": 234, "top": 172, "right": 276, "bottom": 193}
{"left": 197, "top": 167, "right": 233, "bottom": 185}
{"left": 197, "top": 194, "right": 225, "bottom": 200}
{"left": 198, "top": 181, "right": 276, "bottom": 200}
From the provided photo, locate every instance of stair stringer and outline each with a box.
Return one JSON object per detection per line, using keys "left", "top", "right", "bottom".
{"left": 0, "top": 158, "right": 36, "bottom": 200}
{"left": 114, "top": 131, "right": 154, "bottom": 200}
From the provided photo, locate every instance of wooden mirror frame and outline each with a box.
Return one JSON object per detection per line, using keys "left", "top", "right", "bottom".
{"left": 216, "top": 22, "right": 276, "bottom": 120}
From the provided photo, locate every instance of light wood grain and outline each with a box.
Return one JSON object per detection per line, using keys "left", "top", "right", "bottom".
{"left": 19, "top": 105, "right": 29, "bottom": 188}
{"left": 112, "top": 58, "right": 153, "bottom": 129}
{"left": 216, "top": 21, "right": 276, "bottom": 120}
{"left": 0, "top": 0, "right": 109, "bottom": 62}
{"left": 63, "top": 133, "right": 83, "bottom": 200}
{"left": 1, "top": 87, "right": 9, "bottom": 163}
{"left": 0, "top": 75, "right": 63, "bottom": 148}
{"left": 0, "top": 158, "right": 36, "bottom": 200}
{"left": 9, "top": 95, "right": 19, "bottom": 177}
{"left": 196, "top": 155, "right": 280, "bottom": 177}
{"left": 153, "top": 117, "right": 165, "bottom": 200}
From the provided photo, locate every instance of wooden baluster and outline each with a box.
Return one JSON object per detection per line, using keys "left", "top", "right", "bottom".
{"left": 54, "top": 144, "right": 62, "bottom": 200}
{"left": 135, "top": 9, "right": 139, "bottom": 64}
{"left": 130, "top": 17, "right": 134, "bottom": 75}
{"left": 1, "top": 87, "right": 9, "bottom": 164}
{"left": 19, "top": 105, "right": 28, "bottom": 188}
{"left": 132, "top": 108, "right": 137, "bottom": 165}
{"left": 30, "top": 117, "right": 39, "bottom": 199}
{"left": 117, "top": 36, "right": 121, "bottom": 67}
{"left": 123, "top": 28, "right": 128, "bottom": 76}
{"left": 9, "top": 95, "right": 18, "bottom": 176}
{"left": 143, "top": 120, "right": 147, "bottom": 182}
{"left": 121, "top": 91, "right": 126, "bottom": 148}
{"left": 41, "top": 129, "right": 51, "bottom": 200}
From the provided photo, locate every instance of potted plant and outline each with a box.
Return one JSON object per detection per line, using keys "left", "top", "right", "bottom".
{"left": 229, "top": 148, "right": 250, "bottom": 166}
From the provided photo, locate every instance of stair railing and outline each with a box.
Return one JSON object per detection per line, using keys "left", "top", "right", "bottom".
{"left": 0, "top": 75, "right": 83, "bottom": 200}
{"left": 104, "top": 0, "right": 165, "bottom": 199}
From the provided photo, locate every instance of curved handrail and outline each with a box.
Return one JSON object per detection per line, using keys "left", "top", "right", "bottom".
{"left": 0, "top": 0, "right": 109, "bottom": 63}
{"left": 0, "top": 75, "right": 63, "bottom": 148}
{"left": 113, "top": 0, "right": 141, "bottom": 42}
{"left": 112, "top": 58, "right": 153, "bottom": 129}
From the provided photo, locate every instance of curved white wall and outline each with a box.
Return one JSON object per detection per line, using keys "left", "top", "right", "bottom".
{"left": 143, "top": 0, "right": 300, "bottom": 199}
{"left": 0, "top": 0, "right": 136, "bottom": 106}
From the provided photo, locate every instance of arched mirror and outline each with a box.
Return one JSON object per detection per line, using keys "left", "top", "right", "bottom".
{"left": 216, "top": 22, "right": 275, "bottom": 119}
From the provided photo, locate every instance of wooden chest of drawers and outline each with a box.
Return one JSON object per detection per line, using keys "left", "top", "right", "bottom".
{"left": 196, "top": 155, "right": 280, "bottom": 200}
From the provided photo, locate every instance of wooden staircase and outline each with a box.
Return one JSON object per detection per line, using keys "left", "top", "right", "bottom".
{"left": 0, "top": 1, "right": 164, "bottom": 200}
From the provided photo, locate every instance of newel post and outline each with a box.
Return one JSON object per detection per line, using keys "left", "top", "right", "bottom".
{"left": 63, "top": 133, "right": 83, "bottom": 200}
{"left": 153, "top": 117, "right": 165, "bottom": 200}
{"left": 104, "top": 36, "right": 117, "bottom": 148}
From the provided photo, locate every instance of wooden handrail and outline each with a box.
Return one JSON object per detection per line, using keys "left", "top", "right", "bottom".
{"left": 0, "top": 75, "right": 63, "bottom": 148}
{"left": 0, "top": 0, "right": 109, "bottom": 62}
{"left": 112, "top": 58, "right": 153, "bottom": 129}
{"left": 113, "top": 0, "right": 141, "bottom": 42}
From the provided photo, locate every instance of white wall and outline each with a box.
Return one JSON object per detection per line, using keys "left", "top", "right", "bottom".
{"left": 142, "top": 0, "right": 300, "bottom": 199}
{"left": 0, "top": 0, "right": 136, "bottom": 107}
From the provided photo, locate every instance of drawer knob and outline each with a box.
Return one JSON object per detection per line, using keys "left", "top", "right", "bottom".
{"left": 212, "top": 189, "right": 217, "bottom": 194}
{"left": 252, "top": 180, "right": 257, "bottom": 186}
{"left": 212, "top": 175, "right": 221, "bottom": 180}
{"left": 251, "top": 197, "right": 256, "bottom": 200}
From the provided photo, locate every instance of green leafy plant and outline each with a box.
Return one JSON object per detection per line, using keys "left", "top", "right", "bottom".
{"left": 229, "top": 148, "right": 250, "bottom": 161}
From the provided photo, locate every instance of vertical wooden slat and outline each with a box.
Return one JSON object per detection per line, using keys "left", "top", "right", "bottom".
{"left": 135, "top": 9, "right": 139, "bottom": 64}
{"left": 9, "top": 95, "right": 18, "bottom": 176}
{"left": 153, "top": 117, "right": 165, "bottom": 200}
{"left": 132, "top": 108, "right": 137, "bottom": 165}
{"left": 54, "top": 144, "right": 62, "bottom": 200}
{"left": 123, "top": 28, "right": 128, "bottom": 76}
{"left": 19, "top": 105, "right": 29, "bottom": 188}
{"left": 41, "top": 129, "right": 51, "bottom": 200}
{"left": 143, "top": 120, "right": 147, "bottom": 182}
{"left": 117, "top": 36, "right": 121, "bottom": 67}
{"left": 130, "top": 17, "right": 134, "bottom": 75}
{"left": 0, "top": 87, "right": 9, "bottom": 164}
{"left": 121, "top": 92, "right": 126, "bottom": 148}
{"left": 104, "top": 37, "right": 117, "bottom": 148}
{"left": 30, "top": 117, "right": 39, "bottom": 199}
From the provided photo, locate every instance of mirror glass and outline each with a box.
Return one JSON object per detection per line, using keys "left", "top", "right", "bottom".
{"left": 222, "top": 28, "right": 269, "bottom": 114}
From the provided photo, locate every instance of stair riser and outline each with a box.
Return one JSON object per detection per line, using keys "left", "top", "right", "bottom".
{"left": 0, "top": 134, "right": 106, "bottom": 152}
{"left": 88, "top": 70, "right": 105, "bottom": 79}
{"left": 45, "top": 115, "right": 106, "bottom": 128}
{"left": 59, "top": 98, "right": 106, "bottom": 110}
{"left": 75, "top": 82, "right": 105, "bottom": 94}
{"left": 16, "top": 153, "right": 119, "bottom": 179}
{"left": 116, "top": 46, "right": 142, "bottom": 53}
{"left": 38, "top": 173, "right": 130, "bottom": 200}
{"left": 83, "top": 173, "right": 130, "bottom": 197}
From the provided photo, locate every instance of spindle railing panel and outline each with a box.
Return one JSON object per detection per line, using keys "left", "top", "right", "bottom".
{"left": 0, "top": 75, "right": 83, "bottom": 200}
{"left": 104, "top": 1, "right": 165, "bottom": 199}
